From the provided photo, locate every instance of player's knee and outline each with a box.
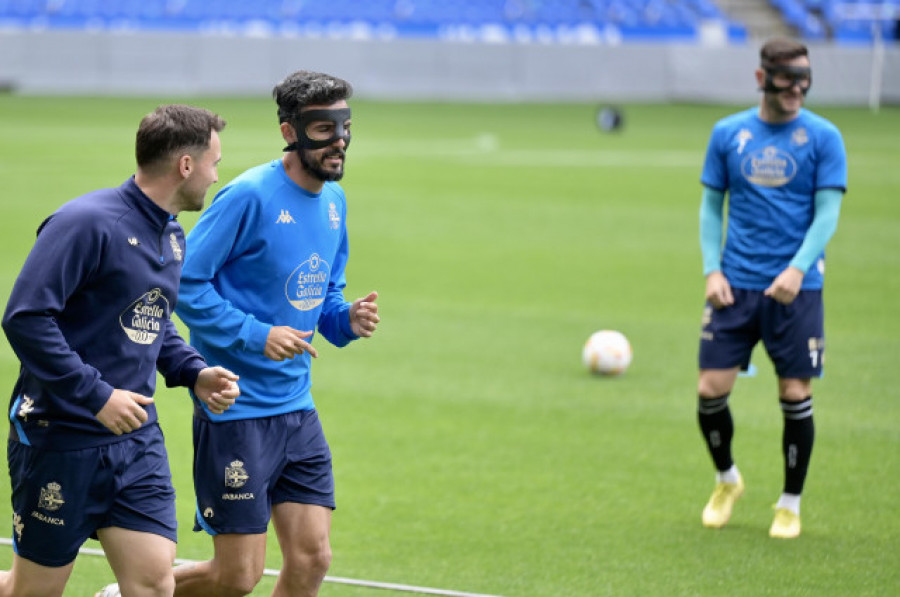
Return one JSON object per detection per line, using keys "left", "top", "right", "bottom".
{"left": 120, "top": 571, "right": 175, "bottom": 597}
{"left": 284, "top": 544, "right": 332, "bottom": 582}
{"left": 779, "top": 378, "right": 812, "bottom": 402}
{"left": 698, "top": 368, "right": 738, "bottom": 398}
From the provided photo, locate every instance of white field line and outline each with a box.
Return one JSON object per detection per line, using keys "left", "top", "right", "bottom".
{"left": 0, "top": 537, "right": 505, "bottom": 597}
{"left": 353, "top": 134, "right": 699, "bottom": 168}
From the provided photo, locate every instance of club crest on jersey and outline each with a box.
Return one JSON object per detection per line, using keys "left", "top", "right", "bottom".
{"left": 169, "top": 233, "right": 183, "bottom": 261}
{"left": 741, "top": 145, "right": 797, "bottom": 187}
{"left": 38, "top": 482, "right": 64, "bottom": 512}
{"left": 225, "top": 460, "right": 249, "bottom": 489}
{"left": 120, "top": 288, "right": 169, "bottom": 344}
{"left": 285, "top": 253, "right": 331, "bottom": 311}
{"left": 328, "top": 202, "right": 341, "bottom": 230}
{"left": 791, "top": 127, "right": 809, "bottom": 147}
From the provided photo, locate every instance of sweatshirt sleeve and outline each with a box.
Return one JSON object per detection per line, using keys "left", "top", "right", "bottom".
{"left": 317, "top": 198, "right": 357, "bottom": 347}
{"left": 1, "top": 212, "right": 115, "bottom": 415}
{"left": 156, "top": 317, "right": 207, "bottom": 389}
{"left": 176, "top": 187, "right": 272, "bottom": 354}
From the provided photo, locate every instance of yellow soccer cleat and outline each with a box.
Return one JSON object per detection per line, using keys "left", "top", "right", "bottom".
{"left": 701, "top": 476, "right": 745, "bottom": 528}
{"left": 769, "top": 507, "right": 801, "bottom": 539}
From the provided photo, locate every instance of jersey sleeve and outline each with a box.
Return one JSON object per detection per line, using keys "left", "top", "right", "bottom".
{"left": 815, "top": 123, "right": 848, "bottom": 192}
{"left": 1, "top": 211, "right": 115, "bottom": 415}
{"left": 700, "top": 121, "right": 729, "bottom": 192}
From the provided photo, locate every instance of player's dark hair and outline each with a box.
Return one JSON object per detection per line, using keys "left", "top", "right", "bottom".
{"left": 760, "top": 38, "right": 809, "bottom": 69}
{"left": 273, "top": 70, "right": 353, "bottom": 124}
{"left": 135, "top": 104, "right": 226, "bottom": 170}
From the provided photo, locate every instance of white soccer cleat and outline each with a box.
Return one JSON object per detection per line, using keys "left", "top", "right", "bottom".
{"left": 95, "top": 583, "right": 121, "bottom": 597}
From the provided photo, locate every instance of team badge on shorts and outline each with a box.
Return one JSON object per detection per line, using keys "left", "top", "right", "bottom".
{"left": 38, "top": 482, "right": 65, "bottom": 511}
{"left": 225, "top": 460, "right": 249, "bottom": 489}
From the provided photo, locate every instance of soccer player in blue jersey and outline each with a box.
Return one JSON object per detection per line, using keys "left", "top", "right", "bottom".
{"left": 696, "top": 38, "right": 847, "bottom": 539}
{"left": 1, "top": 105, "right": 240, "bottom": 597}
{"left": 167, "top": 71, "right": 379, "bottom": 597}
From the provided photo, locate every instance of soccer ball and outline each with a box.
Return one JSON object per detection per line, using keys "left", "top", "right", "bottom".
{"left": 95, "top": 584, "right": 120, "bottom": 597}
{"left": 582, "top": 330, "right": 632, "bottom": 376}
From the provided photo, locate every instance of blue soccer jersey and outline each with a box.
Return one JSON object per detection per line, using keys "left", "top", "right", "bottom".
{"left": 176, "top": 160, "right": 358, "bottom": 421}
{"left": 700, "top": 107, "right": 847, "bottom": 290}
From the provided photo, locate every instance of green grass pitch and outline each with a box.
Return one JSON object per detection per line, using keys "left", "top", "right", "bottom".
{"left": 0, "top": 95, "right": 898, "bottom": 596}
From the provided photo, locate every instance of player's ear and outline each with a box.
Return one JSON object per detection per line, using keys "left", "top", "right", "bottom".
{"left": 754, "top": 68, "right": 766, "bottom": 91}
{"left": 177, "top": 153, "right": 193, "bottom": 179}
{"left": 280, "top": 121, "right": 296, "bottom": 143}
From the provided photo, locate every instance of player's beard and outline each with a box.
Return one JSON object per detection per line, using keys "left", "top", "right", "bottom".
{"left": 300, "top": 147, "right": 345, "bottom": 182}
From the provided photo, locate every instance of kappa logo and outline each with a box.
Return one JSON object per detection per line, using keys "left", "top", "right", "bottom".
{"left": 276, "top": 209, "right": 296, "bottom": 224}
{"left": 736, "top": 129, "right": 753, "bottom": 155}
{"left": 203, "top": 507, "right": 214, "bottom": 519}
{"left": 18, "top": 395, "right": 34, "bottom": 421}
{"left": 13, "top": 513, "right": 23, "bottom": 542}
{"left": 128, "top": 236, "right": 140, "bottom": 247}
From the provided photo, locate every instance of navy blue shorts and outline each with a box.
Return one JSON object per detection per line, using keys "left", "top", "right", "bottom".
{"left": 699, "top": 288, "right": 825, "bottom": 379}
{"left": 192, "top": 409, "right": 334, "bottom": 535}
{"left": 7, "top": 424, "right": 176, "bottom": 567}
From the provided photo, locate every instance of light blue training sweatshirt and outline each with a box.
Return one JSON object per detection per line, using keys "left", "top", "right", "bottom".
{"left": 177, "top": 159, "right": 358, "bottom": 421}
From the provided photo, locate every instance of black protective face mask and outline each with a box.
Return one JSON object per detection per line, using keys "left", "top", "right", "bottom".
{"left": 762, "top": 65, "right": 812, "bottom": 96}
{"left": 283, "top": 108, "right": 352, "bottom": 152}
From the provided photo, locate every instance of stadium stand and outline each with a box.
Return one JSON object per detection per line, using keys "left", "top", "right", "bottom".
{"left": 0, "top": 0, "right": 747, "bottom": 43}
{"left": 765, "top": 0, "right": 899, "bottom": 41}
{"left": 0, "top": 0, "right": 894, "bottom": 43}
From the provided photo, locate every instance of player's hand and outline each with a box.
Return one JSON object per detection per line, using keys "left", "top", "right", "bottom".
{"left": 264, "top": 326, "right": 318, "bottom": 361}
{"left": 705, "top": 271, "right": 734, "bottom": 309}
{"left": 96, "top": 389, "right": 153, "bottom": 435}
{"left": 194, "top": 366, "right": 240, "bottom": 415}
{"left": 350, "top": 291, "right": 379, "bottom": 338}
{"left": 765, "top": 266, "right": 804, "bottom": 305}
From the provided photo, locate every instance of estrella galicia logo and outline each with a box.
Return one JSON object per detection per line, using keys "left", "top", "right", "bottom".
{"left": 285, "top": 253, "right": 331, "bottom": 311}
{"left": 119, "top": 288, "right": 169, "bottom": 344}
{"left": 741, "top": 146, "right": 797, "bottom": 187}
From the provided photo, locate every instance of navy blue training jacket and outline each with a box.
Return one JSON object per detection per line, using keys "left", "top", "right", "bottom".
{"left": 3, "top": 177, "right": 206, "bottom": 450}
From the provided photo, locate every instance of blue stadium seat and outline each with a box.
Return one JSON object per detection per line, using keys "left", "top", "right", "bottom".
{"left": 0, "top": 0, "right": 763, "bottom": 43}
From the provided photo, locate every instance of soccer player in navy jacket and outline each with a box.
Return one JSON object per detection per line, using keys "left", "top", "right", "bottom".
{"left": 1, "top": 105, "right": 240, "bottom": 597}
{"left": 696, "top": 39, "right": 847, "bottom": 539}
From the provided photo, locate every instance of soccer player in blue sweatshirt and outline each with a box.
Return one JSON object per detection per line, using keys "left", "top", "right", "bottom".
{"left": 696, "top": 38, "right": 847, "bottom": 539}
{"left": 170, "top": 71, "right": 379, "bottom": 597}
{"left": 1, "top": 104, "right": 240, "bottom": 597}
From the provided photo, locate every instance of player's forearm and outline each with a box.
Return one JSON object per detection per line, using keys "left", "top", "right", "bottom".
{"left": 788, "top": 188, "right": 843, "bottom": 273}
{"left": 699, "top": 186, "right": 726, "bottom": 275}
